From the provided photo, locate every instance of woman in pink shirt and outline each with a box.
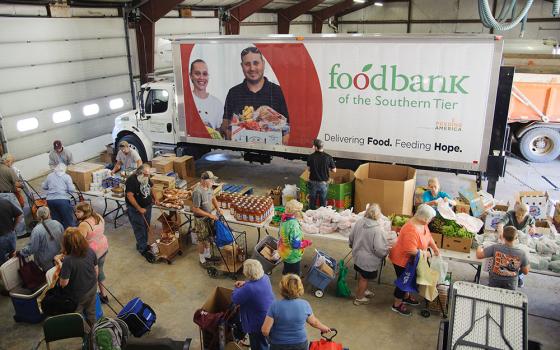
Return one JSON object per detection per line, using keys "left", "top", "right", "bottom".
{"left": 389, "top": 204, "right": 439, "bottom": 316}
{"left": 76, "top": 202, "right": 109, "bottom": 303}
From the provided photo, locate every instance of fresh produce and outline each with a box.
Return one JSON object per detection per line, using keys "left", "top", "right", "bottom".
{"left": 206, "top": 126, "right": 222, "bottom": 139}
{"left": 390, "top": 215, "right": 409, "bottom": 227}
{"left": 430, "top": 216, "right": 474, "bottom": 239}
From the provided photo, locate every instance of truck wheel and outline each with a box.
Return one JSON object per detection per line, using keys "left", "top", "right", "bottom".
{"left": 118, "top": 134, "right": 148, "bottom": 162}
{"left": 519, "top": 128, "right": 560, "bottom": 163}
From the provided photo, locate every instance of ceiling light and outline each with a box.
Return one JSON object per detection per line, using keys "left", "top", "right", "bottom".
{"left": 83, "top": 103, "right": 99, "bottom": 116}
{"left": 109, "top": 98, "right": 124, "bottom": 110}
{"left": 52, "top": 110, "right": 71, "bottom": 124}
{"left": 374, "top": 2, "right": 384, "bottom": 6}
{"left": 17, "top": 117, "right": 38, "bottom": 132}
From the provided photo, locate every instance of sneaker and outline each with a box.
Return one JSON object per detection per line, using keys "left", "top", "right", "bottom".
{"left": 391, "top": 303, "right": 411, "bottom": 316}
{"left": 353, "top": 297, "right": 370, "bottom": 306}
{"left": 142, "top": 251, "right": 156, "bottom": 264}
{"left": 364, "top": 289, "right": 375, "bottom": 298}
{"left": 403, "top": 296, "right": 419, "bottom": 306}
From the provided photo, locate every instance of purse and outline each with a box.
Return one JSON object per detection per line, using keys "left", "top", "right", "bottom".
{"left": 18, "top": 255, "right": 46, "bottom": 291}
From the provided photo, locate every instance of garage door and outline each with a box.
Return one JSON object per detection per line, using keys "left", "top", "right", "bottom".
{"left": 0, "top": 17, "right": 132, "bottom": 161}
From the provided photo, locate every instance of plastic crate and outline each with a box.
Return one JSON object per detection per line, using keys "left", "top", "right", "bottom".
{"left": 251, "top": 236, "right": 281, "bottom": 274}
{"left": 306, "top": 250, "right": 338, "bottom": 297}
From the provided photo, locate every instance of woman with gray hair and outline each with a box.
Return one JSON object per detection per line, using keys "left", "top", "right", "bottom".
{"left": 388, "top": 204, "right": 440, "bottom": 316}
{"left": 232, "top": 259, "right": 275, "bottom": 350}
{"left": 18, "top": 206, "right": 64, "bottom": 271}
{"left": 42, "top": 163, "right": 76, "bottom": 229}
{"left": 497, "top": 202, "right": 536, "bottom": 240}
{"left": 349, "top": 203, "right": 390, "bottom": 306}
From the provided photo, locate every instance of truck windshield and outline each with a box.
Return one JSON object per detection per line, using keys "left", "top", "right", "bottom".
{"left": 145, "top": 89, "right": 169, "bottom": 114}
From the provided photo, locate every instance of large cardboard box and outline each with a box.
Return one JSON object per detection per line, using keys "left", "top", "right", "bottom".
{"left": 354, "top": 163, "right": 416, "bottom": 215}
{"left": 152, "top": 154, "right": 176, "bottom": 174}
{"left": 518, "top": 191, "right": 550, "bottom": 220}
{"left": 67, "top": 162, "right": 105, "bottom": 192}
{"left": 431, "top": 232, "right": 443, "bottom": 248}
{"left": 151, "top": 174, "right": 175, "bottom": 189}
{"left": 298, "top": 169, "right": 355, "bottom": 210}
{"left": 442, "top": 236, "right": 472, "bottom": 253}
{"left": 484, "top": 204, "right": 509, "bottom": 231}
{"left": 201, "top": 287, "right": 233, "bottom": 314}
{"left": 173, "top": 156, "right": 195, "bottom": 180}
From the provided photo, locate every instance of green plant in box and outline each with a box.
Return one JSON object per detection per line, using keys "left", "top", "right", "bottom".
{"left": 390, "top": 215, "right": 409, "bottom": 227}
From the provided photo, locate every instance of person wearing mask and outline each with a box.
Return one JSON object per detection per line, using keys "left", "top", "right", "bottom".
{"left": 190, "top": 59, "right": 224, "bottom": 130}
{"left": 232, "top": 259, "right": 275, "bottom": 350}
{"left": 262, "top": 274, "right": 330, "bottom": 350}
{"left": 18, "top": 206, "right": 63, "bottom": 271}
{"left": 306, "top": 139, "right": 336, "bottom": 210}
{"left": 476, "top": 226, "right": 530, "bottom": 290}
{"left": 125, "top": 164, "right": 158, "bottom": 262}
{"left": 75, "top": 202, "right": 109, "bottom": 303}
{"left": 48, "top": 140, "right": 73, "bottom": 169}
{"left": 422, "top": 177, "right": 456, "bottom": 207}
{"left": 0, "top": 198, "right": 22, "bottom": 265}
{"left": 191, "top": 171, "right": 222, "bottom": 266}
{"left": 42, "top": 163, "right": 76, "bottom": 229}
{"left": 111, "top": 141, "right": 142, "bottom": 175}
{"left": 54, "top": 228, "right": 98, "bottom": 327}
{"left": 278, "top": 200, "right": 311, "bottom": 276}
{"left": 0, "top": 154, "right": 26, "bottom": 238}
{"left": 389, "top": 204, "right": 439, "bottom": 316}
{"left": 349, "top": 203, "right": 391, "bottom": 306}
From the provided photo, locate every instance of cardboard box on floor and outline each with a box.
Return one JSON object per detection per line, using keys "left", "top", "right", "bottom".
{"left": 201, "top": 286, "right": 233, "bottom": 314}
{"left": 299, "top": 169, "right": 355, "bottom": 210}
{"left": 354, "top": 163, "right": 416, "bottom": 215}
{"left": 173, "top": 156, "right": 195, "bottom": 180}
{"left": 67, "top": 162, "right": 105, "bottom": 192}
{"left": 152, "top": 154, "right": 176, "bottom": 174}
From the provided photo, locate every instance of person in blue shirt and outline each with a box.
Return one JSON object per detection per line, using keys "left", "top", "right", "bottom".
{"left": 232, "top": 259, "right": 275, "bottom": 350}
{"left": 261, "top": 274, "right": 331, "bottom": 350}
{"left": 422, "top": 177, "right": 456, "bottom": 207}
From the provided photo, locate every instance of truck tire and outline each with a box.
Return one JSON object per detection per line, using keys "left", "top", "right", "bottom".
{"left": 519, "top": 127, "right": 560, "bottom": 163}
{"left": 118, "top": 134, "right": 148, "bottom": 162}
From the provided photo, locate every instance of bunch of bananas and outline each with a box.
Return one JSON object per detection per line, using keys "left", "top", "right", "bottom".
{"left": 241, "top": 105, "right": 254, "bottom": 121}
{"left": 206, "top": 126, "right": 222, "bottom": 139}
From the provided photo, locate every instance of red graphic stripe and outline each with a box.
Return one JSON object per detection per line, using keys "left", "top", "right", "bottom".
{"left": 256, "top": 43, "right": 322, "bottom": 147}
{"left": 180, "top": 44, "right": 211, "bottom": 138}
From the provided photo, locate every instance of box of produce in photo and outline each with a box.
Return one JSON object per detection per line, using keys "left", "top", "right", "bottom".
{"left": 430, "top": 216, "right": 474, "bottom": 252}
{"left": 299, "top": 169, "right": 354, "bottom": 211}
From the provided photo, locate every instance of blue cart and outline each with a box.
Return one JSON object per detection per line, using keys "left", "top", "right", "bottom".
{"left": 306, "top": 250, "right": 338, "bottom": 298}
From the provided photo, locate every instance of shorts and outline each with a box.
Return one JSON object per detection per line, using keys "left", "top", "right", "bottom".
{"left": 354, "top": 264, "right": 378, "bottom": 280}
{"left": 193, "top": 216, "right": 213, "bottom": 243}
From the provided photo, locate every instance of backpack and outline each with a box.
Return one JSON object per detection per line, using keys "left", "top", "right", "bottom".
{"left": 88, "top": 317, "right": 129, "bottom": 350}
{"left": 214, "top": 218, "right": 234, "bottom": 248}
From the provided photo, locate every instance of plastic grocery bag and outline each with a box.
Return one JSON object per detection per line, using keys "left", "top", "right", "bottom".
{"left": 416, "top": 251, "right": 439, "bottom": 286}
{"left": 437, "top": 199, "right": 456, "bottom": 220}
{"left": 430, "top": 256, "right": 448, "bottom": 284}
{"left": 336, "top": 259, "right": 351, "bottom": 298}
{"left": 455, "top": 213, "right": 484, "bottom": 234}
{"left": 394, "top": 251, "right": 420, "bottom": 293}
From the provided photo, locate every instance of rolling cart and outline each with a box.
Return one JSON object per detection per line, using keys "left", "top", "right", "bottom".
{"left": 206, "top": 217, "right": 248, "bottom": 279}
{"left": 306, "top": 250, "right": 338, "bottom": 298}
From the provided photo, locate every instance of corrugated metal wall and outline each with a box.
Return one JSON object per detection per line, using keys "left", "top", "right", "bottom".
{"left": 0, "top": 17, "right": 132, "bottom": 161}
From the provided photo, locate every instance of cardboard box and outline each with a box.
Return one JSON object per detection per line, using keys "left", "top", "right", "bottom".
{"left": 67, "top": 162, "right": 105, "bottom": 192}
{"left": 221, "top": 244, "right": 244, "bottom": 269}
{"left": 231, "top": 126, "right": 282, "bottom": 145}
{"left": 157, "top": 237, "right": 180, "bottom": 257}
{"left": 518, "top": 191, "right": 550, "bottom": 220}
{"left": 535, "top": 220, "right": 553, "bottom": 235}
{"left": 173, "top": 156, "right": 195, "bottom": 180}
{"left": 442, "top": 236, "right": 472, "bottom": 253}
{"left": 459, "top": 189, "right": 495, "bottom": 218}
{"left": 152, "top": 184, "right": 164, "bottom": 202}
{"left": 319, "top": 262, "right": 335, "bottom": 277}
{"left": 151, "top": 174, "right": 175, "bottom": 189}
{"left": 299, "top": 169, "right": 355, "bottom": 210}
{"left": 431, "top": 232, "right": 443, "bottom": 248}
{"left": 454, "top": 200, "right": 471, "bottom": 214}
{"left": 152, "top": 154, "right": 176, "bottom": 174}
{"left": 484, "top": 204, "right": 509, "bottom": 231}
{"left": 354, "top": 163, "right": 416, "bottom": 215}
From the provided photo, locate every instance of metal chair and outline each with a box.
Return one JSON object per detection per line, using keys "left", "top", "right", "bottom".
{"left": 42, "top": 313, "right": 85, "bottom": 350}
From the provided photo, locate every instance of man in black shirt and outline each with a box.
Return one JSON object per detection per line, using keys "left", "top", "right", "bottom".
{"left": 0, "top": 198, "right": 22, "bottom": 265}
{"left": 221, "top": 46, "right": 290, "bottom": 143}
{"left": 307, "top": 139, "right": 336, "bottom": 210}
{"left": 125, "top": 164, "right": 159, "bottom": 262}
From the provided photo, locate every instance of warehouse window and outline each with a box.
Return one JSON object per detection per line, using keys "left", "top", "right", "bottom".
{"left": 110, "top": 98, "right": 124, "bottom": 110}
{"left": 83, "top": 103, "right": 99, "bottom": 116}
{"left": 52, "top": 110, "right": 71, "bottom": 124}
{"left": 145, "top": 89, "right": 169, "bottom": 114}
{"left": 17, "top": 117, "right": 39, "bottom": 132}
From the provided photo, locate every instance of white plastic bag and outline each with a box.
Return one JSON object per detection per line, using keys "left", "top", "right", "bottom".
{"left": 430, "top": 256, "right": 448, "bottom": 283}
{"left": 437, "top": 199, "right": 456, "bottom": 220}
{"left": 455, "top": 213, "right": 484, "bottom": 233}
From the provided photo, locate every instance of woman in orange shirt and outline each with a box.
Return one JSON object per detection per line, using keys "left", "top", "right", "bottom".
{"left": 388, "top": 204, "right": 440, "bottom": 316}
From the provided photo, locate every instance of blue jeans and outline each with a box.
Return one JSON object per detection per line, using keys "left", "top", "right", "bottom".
{"left": 0, "top": 231, "right": 16, "bottom": 265}
{"left": 0, "top": 193, "right": 26, "bottom": 236}
{"left": 308, "top": 181, "right": 327, "bottom": 210}
{"left": 47, "top": 199, "right": 76, "bottom": 229}
{"left": 127, "top": 205, "right": 152, "bottom": 253}
{"left": 249, "top": 332, "right": 269, "bottom": 350}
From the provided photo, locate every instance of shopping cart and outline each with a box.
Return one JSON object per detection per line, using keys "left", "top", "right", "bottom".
{"left": 306, "top": 250, "right": 338, "bottom": 298}
{"left": 206, "top": 217, "right": 248, "bottom": 279}
{"left": 251, "top": 235, "right": 281, "bottom": 275}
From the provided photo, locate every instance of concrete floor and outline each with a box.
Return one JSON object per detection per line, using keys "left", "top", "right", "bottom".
{"left": 1, "top": 152, "right": 559, "bottom": 350}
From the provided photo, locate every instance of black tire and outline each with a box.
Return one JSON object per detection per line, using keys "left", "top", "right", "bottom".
{"left": 207, "top": 267, "right": 218, "bottom": 278}
{"left": 519, "top": 128, "right": 560, "bottom": 163}
{"left": 421, "top": 309, "right": 431, "bottom": 318}
{"left": 118, "top": 134, "right": 148, "bottom": 162}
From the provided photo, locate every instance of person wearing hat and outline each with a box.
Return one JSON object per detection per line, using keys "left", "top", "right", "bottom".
{"left": 48, "top": 140, "right": 73, "bottom": 169}
{"left": 192, "top": 171, "right": 223, "bottom": 265}
{"left": 111, "top": 141, "right": 142, "bottom": 175}
{"left": 306, "top": 139, "right": 336, "bottom": 210}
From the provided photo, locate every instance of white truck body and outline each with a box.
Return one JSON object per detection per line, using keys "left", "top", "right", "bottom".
{"left": 113, "top": 34, "right": 503, "bottom": 171}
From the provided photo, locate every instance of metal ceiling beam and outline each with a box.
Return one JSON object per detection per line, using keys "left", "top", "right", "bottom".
{"left": 134, "top": 0, "right": 183, "bottom": 83}
{"left": 311, "top": 0, "right": 354, "bottom": 33}
{"left": 225, "top": 0, "right": 274, "bottom": 35}
{"left": 337, "top": 0, "right": 409, "bottom": 18}
{"left": 277, "top": 0, "right": 326, "bottom": 34}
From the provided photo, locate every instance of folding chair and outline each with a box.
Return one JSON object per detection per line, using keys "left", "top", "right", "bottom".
{"left": 41, "top": 313, "right": 85, "bottom": 350}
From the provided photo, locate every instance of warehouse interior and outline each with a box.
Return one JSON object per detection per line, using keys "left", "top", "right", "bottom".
{"left": 0, "top": 0, "right": 560, "bottom": 349}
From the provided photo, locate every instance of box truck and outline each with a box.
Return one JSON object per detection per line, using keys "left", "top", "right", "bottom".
{"left": 112, "top": 34, "right": 506, "bottom": 177}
